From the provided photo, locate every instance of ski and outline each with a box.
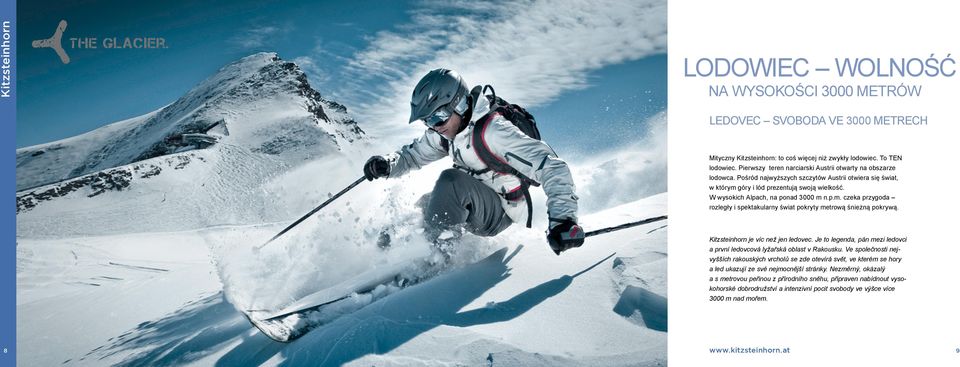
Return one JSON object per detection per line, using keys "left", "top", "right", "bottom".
{"left": 242, "top": 253, "right": 450, "bottom": 343}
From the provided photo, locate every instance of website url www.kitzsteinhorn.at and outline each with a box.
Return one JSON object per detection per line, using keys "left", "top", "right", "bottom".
{"left": 709, "top": 346, "right": 791, "bottom": 354}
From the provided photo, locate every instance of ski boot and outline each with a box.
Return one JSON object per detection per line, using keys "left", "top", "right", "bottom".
{"left": 425, "top": 226, "right": 463, "bottom": 268}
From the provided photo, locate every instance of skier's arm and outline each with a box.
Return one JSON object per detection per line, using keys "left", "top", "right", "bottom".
{"left": 385, "top": 129, "right": 448, "bottom": 178}
{"left": 484, "top": 118, "right": 579, "bottom": 223}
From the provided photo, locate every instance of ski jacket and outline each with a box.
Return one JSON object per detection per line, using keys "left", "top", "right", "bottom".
{"left": 385, "top": 91, "right": 579, "bottom": 227}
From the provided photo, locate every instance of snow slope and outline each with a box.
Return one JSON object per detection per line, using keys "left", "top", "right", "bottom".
{"left": 17, "top": 193, "right": 666, "bottom": 366}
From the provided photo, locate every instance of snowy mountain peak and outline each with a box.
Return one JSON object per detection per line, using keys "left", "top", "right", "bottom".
{"left": 173, "top": 52, "right": 310, "bottom": 124}
{"left": 16, "top": 54, "right": 367, "bottom": 235}
{"left": 16, "top": 53, "right": 363, "bottom": 192}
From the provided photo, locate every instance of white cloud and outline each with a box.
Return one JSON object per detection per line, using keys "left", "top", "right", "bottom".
{"left": 292, "top": 39, "right": 362, "bottom": 97}
{"left": 291, "top": 56, "right": 331, "bottom": 87}
{"left": 340, "top": 0, "right": 667, "bottom": 145}
{"left": 230, "top": 24, "right": 292, "bottom": 49}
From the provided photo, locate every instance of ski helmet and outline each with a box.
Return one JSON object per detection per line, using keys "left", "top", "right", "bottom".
{"left": 409, "top": 68, "right": 470, "bottom": 125}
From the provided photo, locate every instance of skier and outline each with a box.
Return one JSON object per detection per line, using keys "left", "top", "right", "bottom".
{"left": 363, "top": 68, "right": 585, "bottom": 256}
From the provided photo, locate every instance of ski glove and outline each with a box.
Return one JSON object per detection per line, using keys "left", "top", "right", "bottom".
{"left": 363, "top": 156, "right": 391, "bottom": 181}
{"left": 547, "top": 219, "right": 585, "bottom": 255}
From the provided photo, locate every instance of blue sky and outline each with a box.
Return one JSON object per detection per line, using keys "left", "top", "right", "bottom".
{"left": 17, "top": 0, "right": 666, "bottom": 153}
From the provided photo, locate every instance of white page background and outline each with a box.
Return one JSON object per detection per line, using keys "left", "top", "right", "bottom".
{"left": 669, "top": 1, "right": 960, "bottom": 365}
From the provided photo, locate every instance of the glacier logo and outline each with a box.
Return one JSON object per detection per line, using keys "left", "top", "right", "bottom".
{"left": 32, "top": 19, "right": 70, "bottom": 64}
{"left": 32, "top": 19, "right": 169, "bottom": 65}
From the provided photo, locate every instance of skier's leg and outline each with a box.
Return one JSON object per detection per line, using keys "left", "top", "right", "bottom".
{"left": 423, "top": 169, "right": 512, "bottom": 241}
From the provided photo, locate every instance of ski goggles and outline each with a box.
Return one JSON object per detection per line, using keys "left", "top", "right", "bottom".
{"left": 422, "top": 105, "right": 453, "bottom": 128}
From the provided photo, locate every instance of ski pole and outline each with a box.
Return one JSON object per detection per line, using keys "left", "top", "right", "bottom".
{"left": 255, "top": 176, "right": 366, "bottom": 251}
{"left": 584, "top": 215, "right": 667, "bottom": 238}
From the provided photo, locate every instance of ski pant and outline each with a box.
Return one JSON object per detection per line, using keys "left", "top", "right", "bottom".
{"left": 422, "top": 169, "right": 513, "bottom": 240}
